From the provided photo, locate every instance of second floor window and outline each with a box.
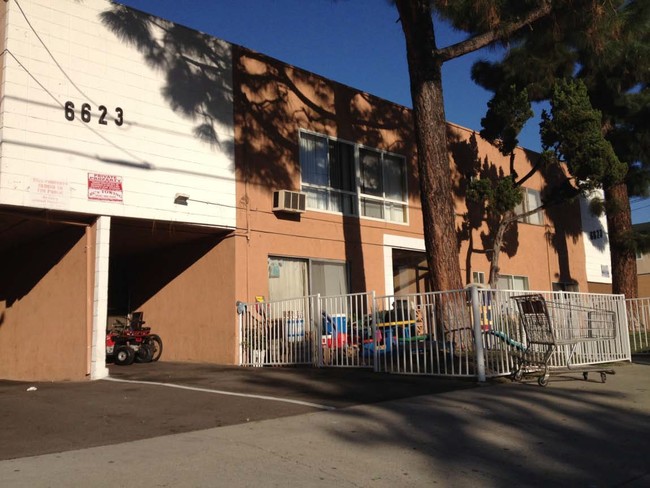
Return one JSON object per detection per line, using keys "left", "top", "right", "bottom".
{"left": 300, "top": 132, "right": 356, "bottom": 214}
{"left": 497, "top": 274, "right": 530, "bottom": 291}
{"left": 515, "top": 188, "right": 543, "bottom": 225}
{"left": 300, "top": 131, "right": 407, "bottom": 223}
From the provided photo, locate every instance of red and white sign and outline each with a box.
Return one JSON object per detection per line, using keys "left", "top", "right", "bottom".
{"left": 88, "top": 173, "right": 123, "bottom": 202}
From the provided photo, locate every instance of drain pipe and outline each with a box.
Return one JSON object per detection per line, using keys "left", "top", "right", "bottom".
{"left": 469, "top": 284, "right": 487, "bottom": 383}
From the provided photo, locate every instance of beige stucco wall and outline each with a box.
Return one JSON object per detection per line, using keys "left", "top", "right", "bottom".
{"left": 136, "top": 236, "right": 238, "bottom": 364}
{"left": 638, "top": 274, "right": 650, "bottom": 298}
{"left": 0, "top": 226, "right": 91, "bottom": 381}
{"left": 233, "top": 46, "right": 590, "bottom": 303}
{"left": 588, "top": 281, "right": 613, "bottom": 294}
{"left": 233, "top": 46, "right": 422, "bottom": 301}
{"left": 448, "top": 124, "right": 588, "bottom": 291}
{"left": 636, "top": 254, "right": 650, "bottom": 275}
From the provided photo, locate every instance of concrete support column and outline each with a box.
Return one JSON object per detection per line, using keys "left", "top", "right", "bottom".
{"left": 90, "top": 216, "right": 111, "bottom": 380}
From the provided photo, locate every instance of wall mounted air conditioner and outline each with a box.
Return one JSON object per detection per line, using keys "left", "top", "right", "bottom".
{"left": 273, "top": 190, "right": 306, "bottom": 213}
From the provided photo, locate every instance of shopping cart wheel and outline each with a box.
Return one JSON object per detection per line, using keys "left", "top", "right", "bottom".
{"left": 600, "top": 372, "right": 607, "bottom": 383}
{"left": 583, "top": 372, "right": 589, "bottom": 381}
{"left": 538, "top": 375, "right": 549, "bottom": 387}
{"left": 513, "top": 369, "right": 523, "bottom": 382}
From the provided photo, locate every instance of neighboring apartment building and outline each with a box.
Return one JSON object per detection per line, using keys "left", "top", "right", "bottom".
{"left": 0, "top": 0, "right": 590, "bottom": 381}
{"left": 579, "top": 190, "right": 613, "bottom": 294}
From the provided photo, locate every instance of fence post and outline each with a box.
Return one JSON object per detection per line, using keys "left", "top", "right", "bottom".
{"left": 236, "top": 301, "right": 245, "bottom": 366}
{"left": 371, "top": 291, "right": 378, "bottom": 373}
{"left": 315, "top": 294, "right": 322, "bottom": 367}
{"left": 619, "top": 295, "right": 632, "bottom": 360}
{"left": 470, "top": 285, "right": 487, "bottom": 382}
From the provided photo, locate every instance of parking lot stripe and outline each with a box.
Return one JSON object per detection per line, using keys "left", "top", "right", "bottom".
{"left": 102, "top": 377, "right": 337, "bottom": 411}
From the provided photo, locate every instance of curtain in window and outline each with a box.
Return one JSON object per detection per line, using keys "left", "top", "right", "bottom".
{"left": 300, "top": 132, "right": 407, "bottom": 221}
{"left": 300, "top": 133, "right": 329, "bottom": 209}
{"left": 300, "top": 133, "right": 328, "bottom": 187}
{"left": 526, "top": 189, "right": 543, "bottom": 225}
{"left": 360, "top": 148, "right": 382, "bottom": 196}
{"left": 512, "top": 275, "right": 529, "bottom": 290}
{"left": 383, "top": 154, "right": 405, "bottom": 201}
{"left": 268, "top": 257, "right": 309, "bottom": 301}
{"left": 311, "top": 261, "right": 348, "bottom": 297}
{"left": 497, "top": 275, "right": 529, "bottom": 290}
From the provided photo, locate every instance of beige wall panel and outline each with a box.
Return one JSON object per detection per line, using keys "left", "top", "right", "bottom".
{"left": 0, "top": 227, "right": 90, "bottom": 380}
{"left": 138, "top": 237, "right": 237, "bottom": 364}
{"left": 637, "top": 255, "right": 650, "bottom": 275}
{"left": 588, "top": 281, "right": 613, "bottom": 295}
{"left": 637, "top": 275, "right": 650, "bottom": 298}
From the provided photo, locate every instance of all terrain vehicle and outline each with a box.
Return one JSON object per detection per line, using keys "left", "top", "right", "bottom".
{"left": 106, "top": 312, "right": 163, "bottom": 366}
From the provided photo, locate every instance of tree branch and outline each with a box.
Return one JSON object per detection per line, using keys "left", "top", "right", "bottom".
{"left": 436, "top": 2, "right": 552, "bottom": 62}
{"left": 514, "top": 158, "right": 543, "bottom": 187}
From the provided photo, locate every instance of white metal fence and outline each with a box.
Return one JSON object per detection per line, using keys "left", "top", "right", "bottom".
{"left": 625, "top": 297, "right": 650, "bottom": 354}
{"left": 238, "top": 296, "right": 318, "bottom": 366}
{"left": 237, "top": 288, "right": 631, "bottom": 379}
{"left": 480, "top": 290, "right": 630, "bottom": 376}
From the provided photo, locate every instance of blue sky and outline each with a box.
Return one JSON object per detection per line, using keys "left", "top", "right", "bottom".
{"left": 118, "top": 0, "right": 650, "bottom": 223}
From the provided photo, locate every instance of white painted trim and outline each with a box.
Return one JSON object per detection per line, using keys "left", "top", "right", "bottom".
{"left": 382, "top": 235, "right": 426, "bottom": 296}
{"left": 90, "top": 215, "right": 110, "bottom": 380}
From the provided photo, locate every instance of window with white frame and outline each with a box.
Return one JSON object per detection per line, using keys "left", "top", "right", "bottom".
{"left": 300, "top": 133, "right": 356, "bottom": 214}
{"left": 497, "top": 274, "right": 530, "bottom": 291}
{"left": 514, "top": 188, "right": 543, "bottom": 225}
{"left": 472, "top": 271, "right": 485, "bottom": 284}
{"left": 300, "top": 131, "right": 407, "bottom": 223}
{"left": 268, "top": 256, "right": 349, "bottom": 301}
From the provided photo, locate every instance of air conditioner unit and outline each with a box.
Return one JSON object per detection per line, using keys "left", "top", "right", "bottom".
{"left": 273, "top": 190, "right": 306, "bottom": 213}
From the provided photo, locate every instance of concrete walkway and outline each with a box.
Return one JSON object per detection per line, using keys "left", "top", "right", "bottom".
{"left": 1, "top": 360, "right": 649, "bottom": 487}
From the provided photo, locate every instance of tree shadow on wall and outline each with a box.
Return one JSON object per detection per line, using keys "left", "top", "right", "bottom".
{"left": 0, "top": 226, "right": 86, "bottom": 307}
{"left": 109, "top": 234, "right": 226, "bottom": 314}
{"left": 541, "top": 160, "right": 583, "bottom": 287}
{"left": 449, "top": 131, "right": 582, "bottom": 287}
{"left": 101, "top": 5, "right": 415, "bottom": 294}
{"left": 449, "top": 131, "right": 519, "bottom": 284}
{"left": 101, "top": 6, "right": 234, "bottom": 155}
{"left": 233, "top": 47, "right": 415, "bottom": 292}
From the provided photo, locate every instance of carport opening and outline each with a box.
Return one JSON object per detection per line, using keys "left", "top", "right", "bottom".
{"left": 107, "top": 217, "right": 231, "bottom": 321}
{"left": 0, "top": 208, "right": 94, "bottom": 307}
{"left": 106, "top": 216, "right": 241, "bottom": 366}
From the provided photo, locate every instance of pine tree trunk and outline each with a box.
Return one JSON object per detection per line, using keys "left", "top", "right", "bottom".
{"left": 606, "top": 182, "right": 637, "bottom": 298}
{"left": 396, "top": 0, "right": 463, "bottom": 292}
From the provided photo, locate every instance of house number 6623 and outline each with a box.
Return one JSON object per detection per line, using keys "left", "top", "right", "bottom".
{"left": 64, "top": 101, "right": 124, "bottom": 126}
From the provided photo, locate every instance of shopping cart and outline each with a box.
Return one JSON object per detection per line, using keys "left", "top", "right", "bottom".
{"left": 511, "top": 294, "right": 617, "bottom": 386}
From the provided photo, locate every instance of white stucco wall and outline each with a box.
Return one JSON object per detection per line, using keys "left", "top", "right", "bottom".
{"left": 579, "top": 191, "right": 612, "bottom": 284}
{"left": 0, "top": 0, "right": 235, "bottom": 228}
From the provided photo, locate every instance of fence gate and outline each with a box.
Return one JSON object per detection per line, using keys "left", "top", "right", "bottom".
{"left": 238, "top": 296, "right": 318, "bottom": 367}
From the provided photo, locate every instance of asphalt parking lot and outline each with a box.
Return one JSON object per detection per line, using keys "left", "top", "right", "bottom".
{"left": 0, "top": 361, "right": 473, "bottom": 461}
{"left": 2, "top": 359, "right": 649, "bottom": 487}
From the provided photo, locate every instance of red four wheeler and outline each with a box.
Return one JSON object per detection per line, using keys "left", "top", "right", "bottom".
{"left": 106, "top": 312, "right": 163, "bottom": 366}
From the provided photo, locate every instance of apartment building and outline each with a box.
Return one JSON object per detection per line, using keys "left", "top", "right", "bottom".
{"left": 0, "top": 0, "right": 590, "bottom": 381}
